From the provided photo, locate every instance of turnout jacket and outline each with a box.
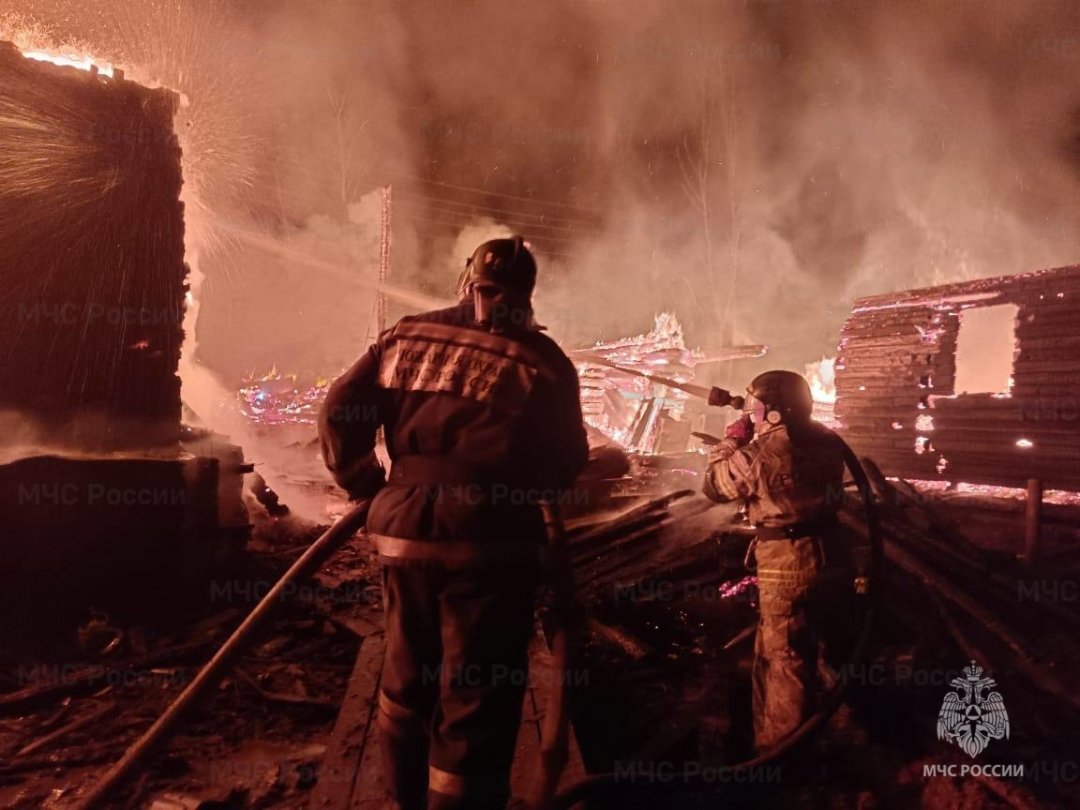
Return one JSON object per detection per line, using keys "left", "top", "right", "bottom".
{"left": 703, "top": 421, "right": 846, "bottom": 530}
{"left": 318, "top": 302, "right": 588, "bottom": 566}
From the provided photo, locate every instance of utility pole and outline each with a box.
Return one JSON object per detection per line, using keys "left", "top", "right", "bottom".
{"left": 378, "top": 184, "right": 392, "bottom": 334}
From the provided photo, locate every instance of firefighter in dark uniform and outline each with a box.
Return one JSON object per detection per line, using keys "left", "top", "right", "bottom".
{"left": 319, "top": 236, "right": 588, "bottom": 810}
{"left": 702, "top": 370, "right": 853, "bottom": 752}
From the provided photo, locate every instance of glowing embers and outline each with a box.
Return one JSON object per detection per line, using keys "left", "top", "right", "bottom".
{"left": 717, "top": 575, "right": 757, "bottom": 601}
{"left": 21, "top": 49, "right": 114, "bottom": 79}
{"left": 916, "top": 325, "right": 947, "bottom": 344}
{"left": 913, "top": 413, "right": 935, "bottom": 455}
{"left": 909, "top": 479, "right": 1080, "bottom": 506}
{"left": 238, "top": 367, "right": 331, "bottom": 427}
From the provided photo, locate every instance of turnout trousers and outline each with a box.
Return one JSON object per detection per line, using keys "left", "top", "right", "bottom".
{"left": 377, "top": 564, "right": 537, "bottom": 810}
{"left": 751, "top": 532, "right": 855, "bottom": 751}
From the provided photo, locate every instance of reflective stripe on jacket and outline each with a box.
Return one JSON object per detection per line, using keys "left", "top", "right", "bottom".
{"left": 703, "top": 421, "right": 846, "bottom": 529}
{"left": 319, "top": 302, "right": 588, "bottom": 565}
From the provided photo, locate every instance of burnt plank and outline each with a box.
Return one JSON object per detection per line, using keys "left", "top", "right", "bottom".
{"left": 509, "top": 632, "right": 587, "bottom": 806}
{"left": 311, "top": 627, "right": 387, "bottom": 810}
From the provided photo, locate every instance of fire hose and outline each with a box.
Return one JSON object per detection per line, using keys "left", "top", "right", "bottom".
{"left": 550, "top": 378, "right": 883, "bottom": 809}
{"left": 533, "top": 501, "right": 578, "bottom": 809}
{"left": 74, "top": 497, "right": 582, "bottom": 809}
{"left": 73, "top": 501, "right": 373, "bottom": 809}
{"left": 76, "top": 370, "right": 878, "bottom": 807}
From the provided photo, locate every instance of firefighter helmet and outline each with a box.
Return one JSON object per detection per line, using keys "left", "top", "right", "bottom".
{"left": 745, "top": 370, "right": 814, "bottom": 424}
{"left": 456, "top": 236, "right": 537, "bottom": 298}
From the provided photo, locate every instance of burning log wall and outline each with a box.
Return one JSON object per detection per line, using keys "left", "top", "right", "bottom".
{"left": 0, "top": 41, "right": 186, "bottom": 450}
{"left": 0, "top": 42, "right": 251, "bottom": 625}
{"left": 835, "top": 264, "right": 1080, "bottom": 489}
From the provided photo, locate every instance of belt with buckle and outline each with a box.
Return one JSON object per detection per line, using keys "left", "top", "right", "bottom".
{"left": 755, "top": 514, "right": 839, "bottom": 541}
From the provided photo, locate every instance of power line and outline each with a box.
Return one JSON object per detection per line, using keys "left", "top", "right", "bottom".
{"left": 408, "top": 218, "right": 577, "bottom": 247}
{"left": 374, "top": 172, "right": 602, "bottom": 215}
{"left": 396, "top": 203, "right": 591, "bottom": 241}
{"left": 409, "top": 227, "right": 574, "bottom": 260}
{"left": 393, "top": 192, "right": 598, "bottom": 230}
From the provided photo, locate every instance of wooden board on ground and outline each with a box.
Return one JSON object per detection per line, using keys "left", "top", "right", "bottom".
{"left": 309, "top": 624, "right": 386, "bottom": 810}
{"left": 348, "top": 640, "right": 392, "bottom": 810}
{"left": 319, "top": 621, "right": 585, "bottom": 808}
{"left": 510, "top": 630, "right": 587, "bottom": 805}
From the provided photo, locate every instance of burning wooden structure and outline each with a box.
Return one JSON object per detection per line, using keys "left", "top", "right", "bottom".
{"left": 834, "top": 264, "right": 1080, "bottom": 491}
{"left": 0, "top": 41, "right": 185, "bottom": 449}
{"left": 0, "top": 42, "right": 248, "bottom": 624}
{"left": 572, "top": 314, "right": 766, "bottom": 456}
{"left": 573, "top": 314, "right": 704, "bottom": 454}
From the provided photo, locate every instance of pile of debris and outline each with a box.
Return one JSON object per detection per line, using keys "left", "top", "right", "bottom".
{"left": 0, "top": 510, "right": 379, "bottom": 810}
{"left": 237, "top": 369, "right": 331, "bottom": 429}
{"left": 572, "top": 314, "right": 703, "bottom": 454}
{"left": 546, "top": 467, "right": 1080, "bottom": 808}
{"left": 3, "top": 462, "right": 1079, "bottom": 808}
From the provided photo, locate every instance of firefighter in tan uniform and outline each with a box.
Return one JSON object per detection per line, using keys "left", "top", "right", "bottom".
{"left": 703, "top": 370, "right": 854, "bottom": 751}
{"left": 319, "top": 237, "right": 588, "bottom": 810}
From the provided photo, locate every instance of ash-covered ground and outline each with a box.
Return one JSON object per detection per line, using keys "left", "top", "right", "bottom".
{"left": 2, "top": 469, "right": 1078, "bottom": 809}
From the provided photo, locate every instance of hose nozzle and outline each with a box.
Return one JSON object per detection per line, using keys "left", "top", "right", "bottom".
{"left": 707, "top": 387, "right": 745, "bottom": 410}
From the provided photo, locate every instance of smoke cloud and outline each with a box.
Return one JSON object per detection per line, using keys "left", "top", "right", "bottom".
{"left": 8, "top": 0, "right": 1080, "bottom": 384}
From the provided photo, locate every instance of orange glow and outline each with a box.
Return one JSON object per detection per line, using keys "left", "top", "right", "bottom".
{"left": 806, "top": 357, "right": 836, "bottom": 405}
{"left": 21, "top": 49, "right": 114, "bottom": 79}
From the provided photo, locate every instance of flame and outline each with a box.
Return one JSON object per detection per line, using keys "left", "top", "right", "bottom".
{"left": 575, "top": 313, "right": 699, "bottom": 452}
{"left": 237, "top": 367, "right": 329, "bottom": 427}
{"left": 805, "top": 356, "right": 837, "bottom": 405}
{"left": 21, "top": 49, "right": 114, "bottom": 79}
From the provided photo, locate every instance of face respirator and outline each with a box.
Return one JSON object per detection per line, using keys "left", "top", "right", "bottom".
{"left": 459, "top": 237, "right": 535, "bottom": 333}
{"left": 471, "top": 284, "right": 507, "bottom": 331}
{"left": 742, "top": 392, "right": 783, "bottom": 427}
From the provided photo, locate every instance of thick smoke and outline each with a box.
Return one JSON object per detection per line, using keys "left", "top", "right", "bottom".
{"left": 258, "top": 0, "right": 1080, "bottom": 378}
{"left": 7, "top": 0, "right": 1080, "bottom": 387}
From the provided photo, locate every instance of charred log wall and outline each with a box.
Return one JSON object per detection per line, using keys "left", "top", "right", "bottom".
{"left": 835, "top": 264, "right": 1080, "bottom": 489}
{"left": 0, "top": 42, "right": 185, "bottom": 451}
